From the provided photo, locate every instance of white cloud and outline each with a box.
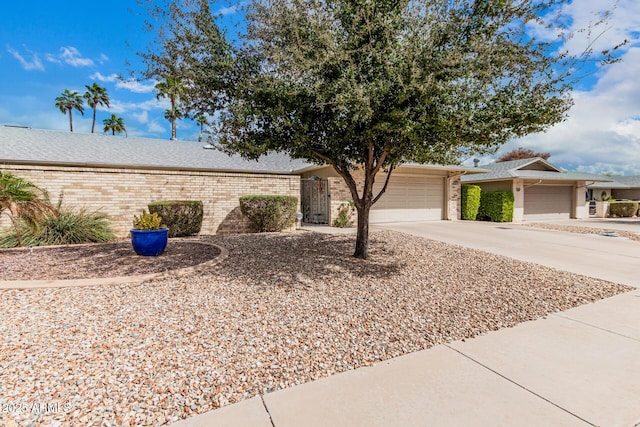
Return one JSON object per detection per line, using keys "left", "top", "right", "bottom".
{"left": 550, "top": 0, "right": 640, "bottom": 57}
{"left": 506, "top": 46, "right": 640, "bottom": 175}
{"left": 132, "top": 111, "right": 149, "bottom": 124}
{"left": 59, "top": 46, "right": 94, "bottom": 67}
{"left": 45, "top": 53, "right": 61, "bottom": 64}
{"left": 218, "top": 5, "right": 239, "bottom": 16}
{"left": 90, "top": 72, "right": 119, "bottom": 82}
{"left": 6, "top": 46, "right": 44, "bottom": 71}
{"left": 109, "top": 98, "right": 163, "bottom": 115}
{"left": 147, "top": 121, "right": 165, "bottom": 133}
{"left": 115, "top": 79, "right": 157, "bottom": 94}
{"left": 98, "top": 53, "right": 109, "bottom": 64}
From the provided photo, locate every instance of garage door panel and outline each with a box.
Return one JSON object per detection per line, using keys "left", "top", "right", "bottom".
{"left": 524, "top": 186, "right": 572, "bottom": 220}
{"left": 370, "top": 175, "right": 443, "bottom": 223}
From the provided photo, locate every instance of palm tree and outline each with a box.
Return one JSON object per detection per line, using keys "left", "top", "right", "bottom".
{"left": 84, "top": 83, "right": 110, "bottom": 133}
{"left": 196, "top": 115, "right": 209, "bottom": 134}
{"left": 156, "top": 77, "right": 184, "bottom": 140}
{"left": 55, "top": 89, "right": 85, "bottom": 132}
{"left": 102, "top": 114, "right": 127, "bottom": 136}
{"left": 0, "top": 172, "right": 54, "bottom": 246}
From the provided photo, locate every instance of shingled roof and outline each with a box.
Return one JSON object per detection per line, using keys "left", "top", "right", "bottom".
{"left": 0, "top": 126, "right": 313, "bottom": 174}
{"left": 462, "top": 157, "right": 611, "bottom": 183}
{"left": 589, "top": 175, "right": 640, "bottom": 189}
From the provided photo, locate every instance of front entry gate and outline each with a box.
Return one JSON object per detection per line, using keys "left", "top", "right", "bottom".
{"left": 301, "top": 178, "right": 330, "bottom": 224}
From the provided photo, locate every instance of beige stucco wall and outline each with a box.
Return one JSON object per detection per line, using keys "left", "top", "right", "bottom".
{"left": 1, "top": 164, "right": 300, "bottom": 237}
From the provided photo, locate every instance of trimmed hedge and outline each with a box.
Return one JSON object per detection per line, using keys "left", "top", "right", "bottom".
{"left": 239, "top": 195, "right": 297, "bottom": 232}
{"left": 461, "top": 185, "right": 481, "bottom": 220}
{"left": 148, "top": 200, "right": 203, "bottom": 237}
{"left": 608, "top": 201, "right": 638, "bottom": 218}
{"left": 478, "top": 191, "right": 514, "bottom": 222}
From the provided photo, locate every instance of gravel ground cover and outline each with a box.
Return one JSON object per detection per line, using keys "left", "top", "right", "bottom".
{"left": 0, "top": 240, "right": 221, "bottom": 281}
{"left": 0, "top": 230, "right": 630, "bottom": 426}
{"left": 524, "top": 222, "right": 640, "bottom": 241}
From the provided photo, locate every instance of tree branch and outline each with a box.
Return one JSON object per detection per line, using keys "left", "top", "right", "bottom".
{"left": 372, "top": 163, "right": 396, "bottom": 205}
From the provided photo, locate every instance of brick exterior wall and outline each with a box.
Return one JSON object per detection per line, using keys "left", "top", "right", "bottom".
{"left": 328, "top": 176, "right": 355, "bottom": 224}
{"left": 447, "top": 173, "right": 462, "bottom": 221}
{"left": 1, "top": 164, "right": 300, "bottom": 237}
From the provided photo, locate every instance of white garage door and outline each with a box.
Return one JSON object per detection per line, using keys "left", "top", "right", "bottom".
{"left": 524, "top": 186, "right": 572, "bottom": 220}
{"left": 370, "top": 175, "right": 444, "bottom": 223}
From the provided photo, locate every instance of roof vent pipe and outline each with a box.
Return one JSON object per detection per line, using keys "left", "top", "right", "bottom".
{"left": 473, "top": 158, "right": 480, "bottom": 168}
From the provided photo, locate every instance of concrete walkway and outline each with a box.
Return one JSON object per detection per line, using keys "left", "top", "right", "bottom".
{"left": 172, "top": 220, "right": 640, "bottom": 426}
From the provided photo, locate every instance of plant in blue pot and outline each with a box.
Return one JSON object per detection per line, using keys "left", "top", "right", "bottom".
{"left": 130, "top": 210, "right": 169, "bottom": 256}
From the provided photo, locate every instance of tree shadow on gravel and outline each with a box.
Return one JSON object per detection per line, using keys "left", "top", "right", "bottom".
{"left": 206, "top": 232, "right": 405, "bottom": 290}
{"left": 0, "top": 240, "right": 221, "bottom": 281}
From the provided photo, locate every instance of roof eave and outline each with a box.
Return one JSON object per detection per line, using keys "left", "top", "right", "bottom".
{"left": 0, "top": 159, "right": 301, "bottom": 175}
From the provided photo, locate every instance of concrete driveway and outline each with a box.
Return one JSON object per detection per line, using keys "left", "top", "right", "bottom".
{"left": 372, "top": 220, "right": 640, "bottom": 288}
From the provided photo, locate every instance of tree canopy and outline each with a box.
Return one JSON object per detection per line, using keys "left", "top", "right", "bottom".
{"left": 137, "top": 0, "right": 234, "bottom": 120}
{"left": 55, "top": 89, "right": 84, "bottom": 132}
{"left": 84, "top": 83, "right": 110, "bottom": 134}
{"left": 140, "top": 0, "right": 624, "bottom": 258}
{"left": 103, "top": 114, "right": 127, "bottom": 136}
{"left": 497, "top": 147, "right": 551, "bottom": 162}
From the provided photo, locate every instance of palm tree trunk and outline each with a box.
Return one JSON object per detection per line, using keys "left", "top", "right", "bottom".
{"left": 68, "top": 108, "right": 73, "bottom": 132}
{"left": 91, "top": 107, "right": 97, "bottom": 133}
{"left": 171, "top": 97, "right": 177, "bottom": 140}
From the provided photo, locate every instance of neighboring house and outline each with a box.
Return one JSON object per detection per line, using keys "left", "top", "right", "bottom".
{"left": 0, "top": 126, "right": 482, "bottom": 235}
{"left": 588, "top": 176, "right": 640, "bottom": 201}
{"left": 462, "top": 157, "right": 611, "bottom": 222}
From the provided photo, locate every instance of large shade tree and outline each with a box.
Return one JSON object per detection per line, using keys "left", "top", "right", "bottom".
{"left": 137, "top": 0, "right": 233, "bottom": 122}
{"left": 84, "top": 83, "right": 111, "bottom": 133}
{"left": 217, "top": 0, "right": 624, "bottom": 258}
{"left": 497, "top": 147, "right": 551, "bottom": 162}
{"left": 55, "top": 89, "right": 85, "bottom": 132}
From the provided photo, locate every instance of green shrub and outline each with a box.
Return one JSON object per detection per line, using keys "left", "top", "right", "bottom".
{"left": 0, "top": 208, "right": 115, "bottom": 248}
{"left": 608, "top": 201, "right": 638, "bottom": 217}
{"left": 333, "top": 200, "right": 355, "bottom": 228}
{"left": 239, "top": 195, "right": 298, "bottom": 232}
{"left": 461, "top": 185, "right": 481, "bottom": 220}
{"left": 478, "top": 191, "right": 514, "bottom": 222}
{"left": 133, "top": 210, "right": 164, "bottom": 230}
{"left": 148, "top": 200, "right": 203, "bottom": 237}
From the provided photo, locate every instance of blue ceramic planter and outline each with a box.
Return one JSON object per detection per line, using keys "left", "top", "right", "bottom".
{"left": 130, "top": 228, "right": 169, "bottom": 256}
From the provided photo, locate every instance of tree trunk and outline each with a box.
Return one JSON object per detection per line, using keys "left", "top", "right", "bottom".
{"left": 69, "top": 109, "right": 73, "bottom": 132}
{"left": 91, "top": 108, "right": 97, "bottom": 133}
{"left": 354, "top": 200, "right": 371, "bottom": 259}
{"left": 170, "top": 98, "right": 177, "bottom": 140}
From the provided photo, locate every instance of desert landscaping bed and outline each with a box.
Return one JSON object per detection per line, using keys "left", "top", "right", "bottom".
{"left": 0, "top": 240, "right": 221, "bottom": 281}
{"left": 0, "top": 230, "right": 631, "bottom": 426}
{"left": 524, "top": 222, "right": 640, "bottom": 241}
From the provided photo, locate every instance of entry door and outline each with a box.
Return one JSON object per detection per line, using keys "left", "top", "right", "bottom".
{"left": 301, "top": 178, "right": 330, "bottom": 224}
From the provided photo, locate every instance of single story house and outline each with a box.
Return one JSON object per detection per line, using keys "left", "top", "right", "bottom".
{"left": 588, "top": 176, "right": 640, "bottom": 201}
{"left": 0, "top": 126, "right": 483, "bottom": 236}
{"left": 462, "top": 157, "right": 611, "bottom": 222}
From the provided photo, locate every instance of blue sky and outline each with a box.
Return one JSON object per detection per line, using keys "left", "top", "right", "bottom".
{"left": 1, "top": 0, "right": 640, "bottom": 174}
